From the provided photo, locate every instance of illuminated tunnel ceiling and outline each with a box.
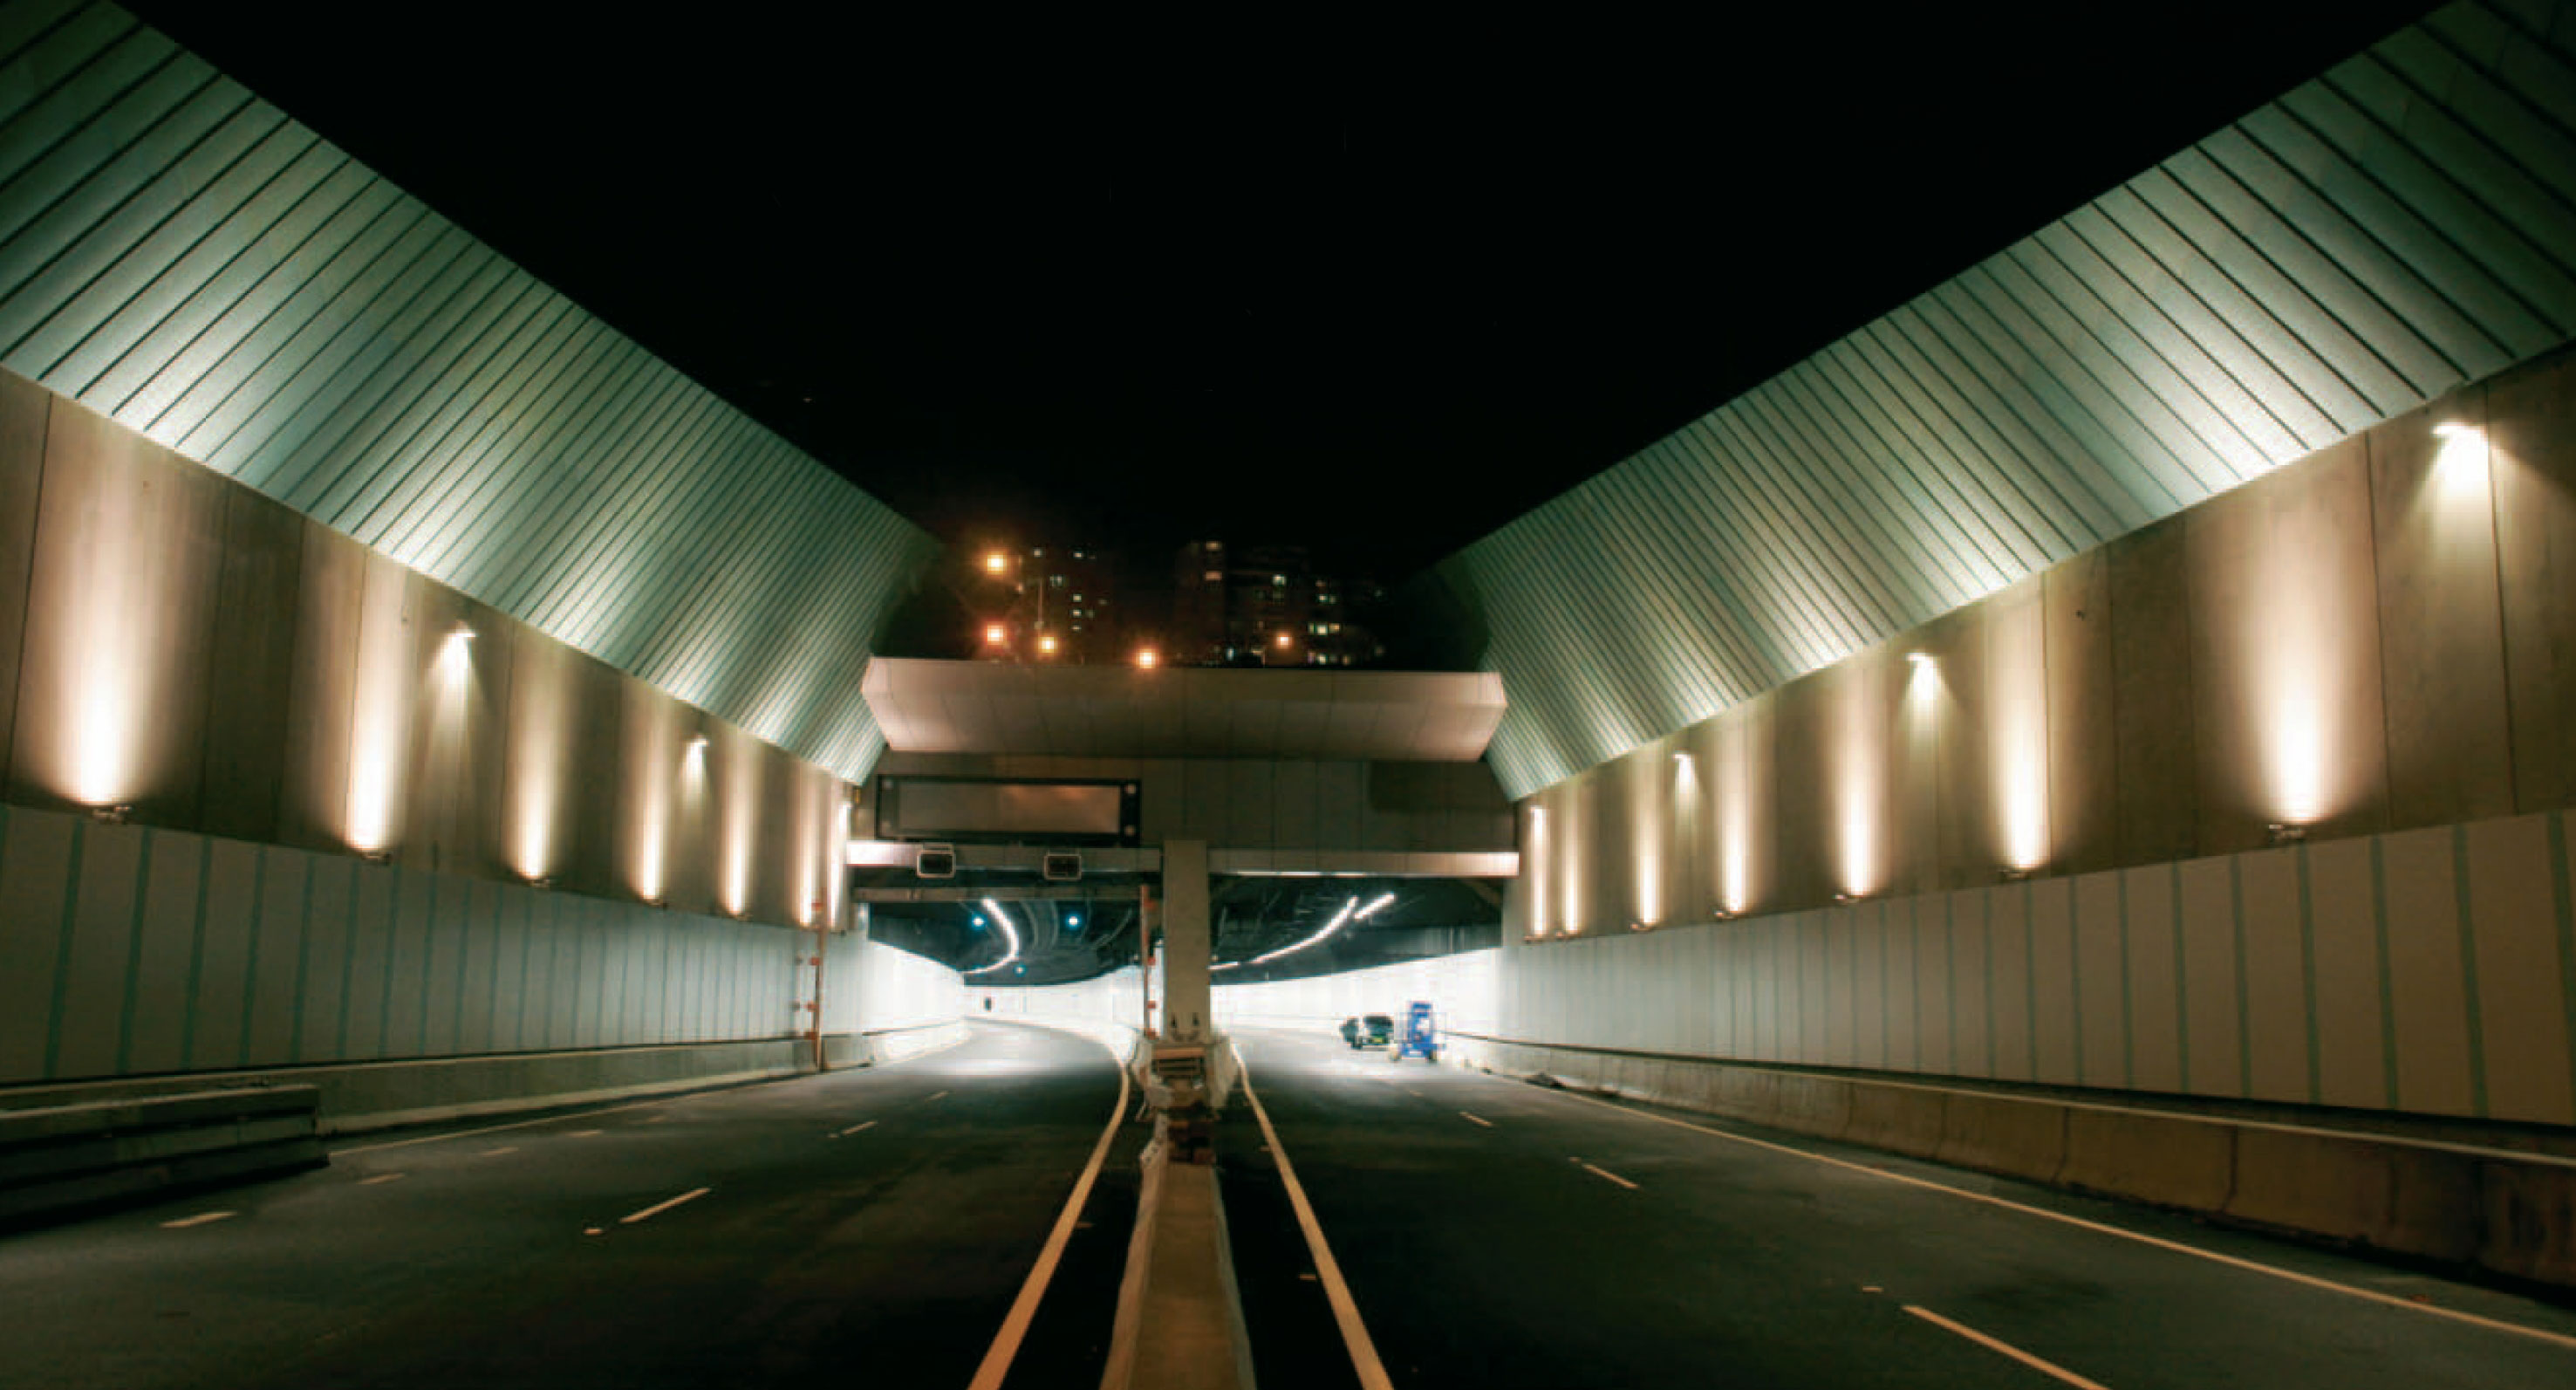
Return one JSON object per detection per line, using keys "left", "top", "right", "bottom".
{"left": 0, "top": 0, "right": 939, "bottom": 780}
{"left": 1445, "top": 0, "right": 2576, "bottom": 798}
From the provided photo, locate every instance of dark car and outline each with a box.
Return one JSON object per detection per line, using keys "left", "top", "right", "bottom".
{"left": 1338, "top": 1014, "right": 1396, "bottom": 1049}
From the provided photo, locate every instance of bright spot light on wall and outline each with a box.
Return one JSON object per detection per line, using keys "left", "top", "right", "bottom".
{"left": 2431, "top": 420, "right": 2490, "bottom": 503}
{"left": 345, "top": 578, "right": 417, "bottom": 856}
{"left": 1989, "top": 600, "right": 2048, "bottom": 873}
{"left": 1835, "top": 666, "right": 1885, "bottom": 899}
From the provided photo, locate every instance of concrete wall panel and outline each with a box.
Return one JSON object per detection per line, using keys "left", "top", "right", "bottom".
{"left": 2463, "top": 815, "right": 2574, "bottom": 1125}
{"left": 199, "top": 485, "right": 303, "bottom": 842}
{"left": 2122, "top": 865, "right": 2184, "bottom": 1095}
{"left": 2177, "top": 858, "right": 2245, "bottom": 1098}
{"left": 2372, "top": 399, "right": 2517, "bottom": 831}
{"left": 2240, "top": 847, "right": 2313, "bottom": 1104}
{"left": 1987, "top": 887, "right": 2033, "bottom": 1080}
{"left": 2306, "top": 837, "right": 2390, "bottom": 1111}
{"left": 2489, "top": 351, "right": 2576, "bottom": 812}
{"left": 58, "top": 823, "right": 144, "bottom": 1079}
{"left": 0, "top": 375, "right": 49, "bottom": 777}
{"left": 297, "top": 855, "right": 355, "bottom": 1064}
{"left": 243, "top": 847, "right": 310, "bottom": 1068}
{"left": 2074, "top": 871, "right": 2127, "bottom": 1089}
{"left": 2043, "top": 551, "right": 2118, "bottom": 873}
{"left": 125, "top": 829, "right": 206, "bottom": 1075}
{"left": 2107, "top": 521, "right": 2197, "bottom": 865}
{"left": 341, "top": 867, "right": 397, "bottom": 1062}
{"left": 188, "top": 838, "right": 262, "bottom": 1070}
{"left": 2374, "top": 826, "right": 2477, "bottom": 1116}
{"left": 277, "top": 520, "right": 366, "bottom": 854}
{"left": 2029, "top": 880, "right": 2079, "bottom": 1085}
{"left": 0, "top": 807, "right": 72, "bottom": 1082}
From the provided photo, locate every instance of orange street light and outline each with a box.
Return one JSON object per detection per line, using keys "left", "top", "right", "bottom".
{"left": 1135, "top": 647, "right": 1160, "bottom": 669}
{"left": 1274, "top": 631, "right": 1293, "bottom": 648}
{"left": 1037, "top": 633, "right": 1060, "bottom": 655}
{"left": 982, "top": 551, "right": 1008, "bottom": 575}
{"left": 984, "top": 623, "right": 1007, "bottom": 645}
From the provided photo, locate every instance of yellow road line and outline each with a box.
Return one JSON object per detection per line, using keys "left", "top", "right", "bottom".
{"left": 1543, "top": 1085, "right": 2576, "bottom": 1352}
{"left": 358, "top": 1172, "right": 407, "bottom": 1186}
{"left": 619, "top": 1187, "right": 711, "bottom": 1225}
{"left": 1459, "top": 1112, "right": 1494, "bottom": 1127}
{"left": 160, "top": 1210, "right": 236, "bottom": 1229}
{"left": 478, "top": 1146, "right": 518, "bottom": 1157}
{"left": 1239, "top": 1052, "right": 1397, "bottom": 1390}
{"left": 965, "top": 1051, "right": 1131, "bottom": 1390}
{"left": 836, "top": 1120, "right": 878, "bottom": 1138}
{"left": 1578, "top": 1161, "right": 1638, "bottom": 1190}
{"left": 1904, "top": 1305, "right": 2113, "bottom": 1389}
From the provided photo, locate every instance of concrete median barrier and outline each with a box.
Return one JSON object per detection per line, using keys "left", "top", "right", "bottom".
{"left": 1453, "top": 1032, "right": 2576, "bottom": 1292}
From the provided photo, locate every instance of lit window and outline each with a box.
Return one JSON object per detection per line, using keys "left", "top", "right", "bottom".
{"left": 1273, "top": 575, "right": 1286, "bottom": 585}
{"left": 1203, "top": 570, "right": 1222, "bottom": 581}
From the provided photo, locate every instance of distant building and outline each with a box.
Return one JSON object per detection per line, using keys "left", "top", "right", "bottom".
{"left": 1170, "top": 541, "right": 1386, "bottom": 668}
{"left": 970, "top": 543, "right": 1121, "bottom": 664}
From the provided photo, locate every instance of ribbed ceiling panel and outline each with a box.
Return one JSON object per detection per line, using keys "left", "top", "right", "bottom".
{"left": 1448, "top": 0, "right": 2576, "bottom": 799}
{"left": 0, "top": 0, "right": 940, "bottom": 780}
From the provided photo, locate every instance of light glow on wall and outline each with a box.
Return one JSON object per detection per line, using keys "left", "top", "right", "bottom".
{"left": 2243, "top": 529, "right": 2352, "bottom": 830}
{"left": 508, "top": 636, "right": 567, "bottom": 885}
{"left": 59, "top": 482, "right": 151, "bottom": 807}
{"left": 1987, "top": 606, "right": 2049, "bottom": 873}
{"left": 1526, "top": 805, "right": 1550, "bottom": 937}
{"left": 2432, "top": 421, "right": 2489, "bottom": 502}
{"left": 717, "top": 736, "right": 755, "bottom": 916}
{"left": 1633, "top": 752, "right": 1666, "bottom": 928}
{"left": 1717, "top": 722, "right": 1751, "bottom": 916}
{"left": 1835, "top": 661, "right": 1887, "bottom": 899}
{"left": 345, "top": 579, "right": 417, "bottom": 855}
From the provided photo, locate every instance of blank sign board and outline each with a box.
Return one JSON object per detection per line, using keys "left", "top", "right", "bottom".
{"left": 879, "top": 778, "right": 1126, "bottom": 840}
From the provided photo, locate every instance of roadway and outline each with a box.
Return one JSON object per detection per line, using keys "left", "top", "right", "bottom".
{"left": 1221, "top": 1024, "right": 2576, "bottom": 1390}
{"left": 0, "top": 1021, "right": 1140, "bottom": 1390}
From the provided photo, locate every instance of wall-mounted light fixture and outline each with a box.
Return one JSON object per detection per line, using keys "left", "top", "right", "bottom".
{"left": 1998, "top": 866, "right": 2034, "bottom": 883}
{"left": 1905, "top": 651, "right": 1935, "bottom": 669}
{"left": 360, "top": 847, "right": 392, "bottom": 865}
{"left": 1833, "top": 890, "right": 1862, "bottom": 905}
{"left": 2266, "top": 822, "right": 2308, "bottom": 846}
{"left": 87, "top": 803, "right": 133, "bottom": 826}
{"left": 526, "top": 874, "right": 555, "bottom": 890}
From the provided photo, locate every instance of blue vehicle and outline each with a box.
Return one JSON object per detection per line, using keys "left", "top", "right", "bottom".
{"left": 1393, "top": 1000, "right": 1439, "bottom": 1061}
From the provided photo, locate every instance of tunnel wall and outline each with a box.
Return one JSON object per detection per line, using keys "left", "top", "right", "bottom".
{"left": 0, "top": 370, "right": 886, "bottom": 1093}
{"left": 1213, "top": 951, "right": 1499, "bottom": 1039}
{"left": 0, "top": 800, "right": 797, "bottom": 1086}
{"left": 0, "top": 369, "right": 851, "bottom": 925}
{"left": 1501, "top": 344, "right": 2576, "bottom": 1127}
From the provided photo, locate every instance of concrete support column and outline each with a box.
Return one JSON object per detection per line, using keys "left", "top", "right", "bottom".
{"left": 1161, "top": 839, "right": 1211, "bottom": 1043}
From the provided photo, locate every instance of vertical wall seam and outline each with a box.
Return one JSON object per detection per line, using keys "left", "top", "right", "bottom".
{"left": 2115, "top": 870, "right": 2135, "bottom": 1089}
{"left": 2371, "top": 835, "right": 2402, "bottom": 1110}
{"left": 175, "top": 832, "right": 213, "bottom": 1067}
{"left": 1984, "top": 887, "right": 1999, "bottom": 1076}
{"left": 110, "top": 827, "right": 153, "bottom": 1074}
{"left": 38, "top": 753, "right": 86, "bottom": 1073}
{"left": 333, "top": 859, "right": 360, "bottom": 1059}
{"left": 2022, "top": 877, "right": 2040, "bottom": 1080}
{"left": 2549, "top": 811, "right": 2576, "bottom": 1126}
{"left": 2067, "top": 877, "right": 2087, "bottom": 1085}
{"left": 2452, "top": 823, "right": 2491, "bottom": 1117}
{"left": 286, "top": 852, "right": 315, "bottom": 1064}
{"left": 2169, "top": 860, "right": 2191, "bottom": 1092}
{"left": 2297, "top": 843, "right": 2324, "bottom": 1105}
{"left": 2231, "top": 854, "right": 2254, "bottom": 1096}
{"left": 237, "top": 842, "right": 270, "bottom": 1067}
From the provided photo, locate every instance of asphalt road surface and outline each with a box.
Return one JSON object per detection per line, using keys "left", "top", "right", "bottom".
{"left": 1222, "top": 1024, "right": 2576, "bottom": 1390}
{"left": 0, "top": 1021, "right": 1140, "bottom": 1390}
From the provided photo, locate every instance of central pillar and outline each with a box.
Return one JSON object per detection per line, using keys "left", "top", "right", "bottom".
{"left": 1160, "top": 839, "right": 1211, "bottom": 1043}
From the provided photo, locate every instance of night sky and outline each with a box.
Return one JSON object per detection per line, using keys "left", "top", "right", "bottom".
{"left": 131, "top": 2, "right": 2440, "bottom": 584}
